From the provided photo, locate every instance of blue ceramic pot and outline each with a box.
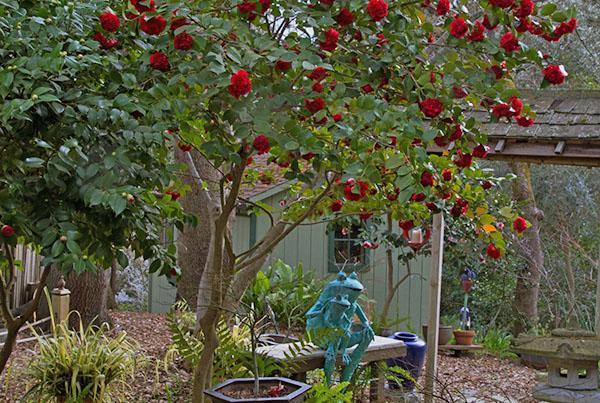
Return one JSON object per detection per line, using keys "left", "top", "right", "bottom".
{"left": 386, "top": 332, "right": 427, "bottom": 390}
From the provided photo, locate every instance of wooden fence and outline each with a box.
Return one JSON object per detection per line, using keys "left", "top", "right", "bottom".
{"left": 8, "top": 245, "right": 43, "bottom": 311}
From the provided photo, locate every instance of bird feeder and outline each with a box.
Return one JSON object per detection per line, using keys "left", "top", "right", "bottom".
{"left": 513, "top": 329, "right": 600, "bottom": 402}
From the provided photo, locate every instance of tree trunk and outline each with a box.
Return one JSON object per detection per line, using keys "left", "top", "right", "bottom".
{"left": 106, "top": 260, "right": 119, "bottom": 310}
{"left": 510, "top": 162, "right": 544, "bottom": 336}
{"left": 64, "top": 269, "right": 111, "bottom": 329}
{"left": 175, "top": 148, "right": 213, "bottom": 306}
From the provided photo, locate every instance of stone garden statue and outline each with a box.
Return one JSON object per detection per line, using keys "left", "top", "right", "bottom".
{"left": 306, "top": 271, "right": 375, "bottom": 384}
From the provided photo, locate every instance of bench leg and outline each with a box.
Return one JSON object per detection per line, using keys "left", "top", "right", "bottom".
{"left": 369, "top": 361, "right": 385, "bottom": 402}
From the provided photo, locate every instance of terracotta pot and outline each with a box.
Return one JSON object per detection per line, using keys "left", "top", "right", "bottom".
{"left": 453, "top": 329, "right": 476, "bottom": 345}
{"left": 205, "top": 377, "right": 311, "bottom": 402}
{"left": 422, "top": 324, "right": 454, "bottom": 345}
{"left": 461, "top": 279, "right": 473, "bottom": 293}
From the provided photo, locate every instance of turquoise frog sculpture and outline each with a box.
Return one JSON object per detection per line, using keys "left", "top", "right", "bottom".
{"left": 306, "top": 271, "right": 375, "bottom": 384}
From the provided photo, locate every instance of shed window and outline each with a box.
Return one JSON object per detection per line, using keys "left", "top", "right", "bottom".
{"left": 328, "top": 225, "right": 369, "bottom": 273}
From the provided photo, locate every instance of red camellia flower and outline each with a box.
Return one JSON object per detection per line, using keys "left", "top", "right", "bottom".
{"left": 442, "top": 169, "right": 452, "bottom": 181}
{"left": 99, "top": 12, "right": 120, "bottom": 32}
{"left": 320, "top": 27, "right": 339, "bottom": 52}
{"left": 333, "top": 113, "right": 343, "bottom": 122}
{"left": 543, "top": 65, "right": 568, "bottom": 85}
{"left": 411, "top": 192, "right": 426, "bottom": 202}
{"left": 253, "top": 134, "right": 271, "bottom": 154}
{"left": 516, "top": 116, "right": 535, "bottom": 127}
{"left": 419, "top": 98, "right": 443, "bottom": 118}
{"left": 312, "top": 82, "right": 324, "bottom": 93}
{"left": 452, "top": 86, "right": 468, "bottom": 98}
{"left": 513, "top": 216, "right": 528, "bottom": 233}
{"left": 489, "top": 0, "right": 513, "bottom": 8}
{"left": 237, "top": 0, "right": 257, "bottom": 19}
{"left": 482, "top": 180, "right": 493, "bottom": 190}
{"left": 399, "top": 220, "right": 414, "bottom": 234}
{"left": 420, "top": 171, "right": 434, "bottom": 187}
{"left": 343, "top": 179, "right": 369, "bottom": 201}
{"left": 228, "top": 70, "right": 252, "bottom": 98}
{"left": 275, "top": 60, "right": 292, "bottom": 71}
{"left": 467, "top": 21, "right": 485, "bottom": 41}
{"left": 472, "top": 144, "right": 490, "bottom": 158}
{"left": 514, "top": 0, "right": 534, "bottom": 18}
{"left": 454, "top": 151, "right": 473, "bottom": 168}
{"left": 449, "top": 125, "right": 463, "bottom": 141}
{"left": 450, "top": 198, "right": 468, "bottom": 217}
{"left": 320, "top": 0, "right": 334, "bottom": 5}
{"left": 499, "top": 32, "right": 520, "bottom": 53}
{"left": 1, "top": 225, "right": 15, "bottom": 237}
{"left": 486, "top": 243, "right": 502, "bottom": 259}
{"left": 359, "top": 210, "right": 373, "bottom": 221}
{"left": 335, "top": 8, "right": 354, "bottom": 26}
{"left": 302, "top": 152, "right": 316, "bottom": 160}
{"left": 509, "top": 96, "right": 523, "bottom": 116}
{"left": 174, "top": 32, "right": 193, "bottom": 50}
{"left": 140, "top": 14, "right": 167, "bottom": 35}
{"left": 330, "top": 200, "right": 343, "bottom": 212}
{"left": 308, "top": 67, "right": 328, "bottom": 81}
{"left": 170, "top": 16, "right": 188, "bottom": 31}
{"left": 166, "top": 189, "right": 181, "bottom": 201}
{"left": 304, "top": 97, "right": 325, "bottom": 114}
{"left": 361, "top": 84, "right": 374, "bottom": 93}
{"left": 449, "top": 17, "right": 469, "bottom": 38}
{"left": 93, "top": 32, "right": 119, "bottom": 50}
{"left": 131, "top": 0, "right": 156, "bottom": 13}
{"left": 149, "top": 52, "right": 170, "bottom": 71}
{"left": 554, "top": 18, "right": 577, "bottom": 37}
{"left": 367, "top": 0, "right": 388, "bottom": 22}
{"left": 436, "top": 0, "right": 450, "bottom": 16}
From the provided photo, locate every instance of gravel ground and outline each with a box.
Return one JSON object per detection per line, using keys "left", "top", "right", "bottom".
{"left": 0, "top": 311, "right": 539, "bottom": 402}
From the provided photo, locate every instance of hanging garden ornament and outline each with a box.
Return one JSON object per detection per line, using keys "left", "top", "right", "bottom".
{"left": 460, "top": 268, "right": 476, "bottom": 293}
{"left": 404, "top": 227, "right": 431, "bottom": 251}
{"left": 459, "top": 306, "right": 471, "bottom": 330}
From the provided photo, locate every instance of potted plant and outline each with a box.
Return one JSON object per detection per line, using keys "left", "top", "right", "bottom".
{"left": 422, "top": 314, "right": 455, "bottom": 345}
{"left": 205, "top": 293, "right": 311, "bottom": 402}
{"left": 453, "top": 269, "right": 476, "bottom": 345}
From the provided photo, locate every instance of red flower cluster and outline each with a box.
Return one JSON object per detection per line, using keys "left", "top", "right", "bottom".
{"left": 419, "top": 98, "right": 443, "bottom": 118}
{"left": 367, "top": 0, "right": 388, "bottom": 22}
{"left": 93, "top": 32, "right": 119, "bottom": 50}
{"left": 166, "top": 189, "right": 181, "bottom": 201}
{"left": 442, "top": 169, "right": 452, "bottom": 181}
{"left": 499, "top": 32, "right": 520, "bottom": 53}
{"left": 308, "top": 67, "right": 328, "bottom": 81}
{"left": 174, "top": 32, "right": 194, "bottom": 50}
{"left": 336, "top": 8, "right": 354, "bottom": 26}
{"left": 486, "top": 243, "right": 502, "bottom": 259}
{"left": 330, "top": 200, "right": 343, "bottom": 212}
{"left": 237, "top": 0, "right": 270, "bottom": 20}
{"left": 450, "top": 198, "right": 468, "bottom": 217}
{"left": 1, "top": 225, "right": 14, "bottom": 237}
{"left": 492, "top": 96, "right": 523, "bottom": 119}
{"left": 275, "top": 60, "right": 292, "bottom": 72}
{"left": 170, "top": 16, "right": 188, "bottom": 31}
{"left": 99, "top": 12, "right": 120, "bottom": 32}
{"left": 544, "top": 18, "right": 577, "bottom": 42}
{"left": 489, "top": 0, "right": 513, "bottom": 8}
{"left": 543, "top": 65, "right": 568, "bottom": 85}
{"left": 150, "top": 52, "right": 170, "bottom": 71}
{"left": 472, "top": 144, "right": 490, "bottom": 159}
{"left": 514, "top": 0, "right": 534, "bottom": 18}
{"left": 467, "top": 21, "right": 485, "bottom": 41}
{"left": 452, "top": 86, "right": 468, "bottom": 98}
{"left": 305, "top": 97, "right": 325, "bottom": 114}
{"left": 411, "top": 192, "right": 426, "bottom": 202}
{"left": 516, "top": 116, "right": 535, "bottom": 127}
{"left": 131, "top": 0, "right": 155, "bottom": 13}
{"left": 436, "top": 0, "right": 450, "bottom": 16}
{"left": 320, "top": 28, "right": 339, "bottom": 52}
{"left": 420, "top": 171, "right": 434, "bottom": 187}
{"left": 513, "top": 216, "right": 528, "bottom": 233}
{"left": 454, "top": 151, "right": 472, "bottom": 168}
{"left": 228, "top": 70, "right": 252, "bottom": 98}
{"left": 449, "top": 17, "right": 468, "bottom": 38}
{"left": 140, "top": 14, "right": 166, "bottom": 35}
{"left": 343, "top": 179, "right": 369, "bottom": 201}
{"left": 253, "top": 134, "right": 271, "bottom": 154}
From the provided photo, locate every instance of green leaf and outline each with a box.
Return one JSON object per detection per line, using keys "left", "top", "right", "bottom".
{"left": 51, "top": 240, "right": 64, "bottom": 257}
{"left": 24, "top": 157, "right": 44, "bottom": 168}
{"left": 540, "top": 3, "right": 557, "bottom": 16}
{"left": 66, "top": 240, "right": 81, "bottom": 254}
{"left": 109, "top": 195, "right": 127, "bottom": 216}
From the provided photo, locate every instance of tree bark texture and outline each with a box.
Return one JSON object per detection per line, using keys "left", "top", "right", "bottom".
{"left": 175, "top": 148, "right": 213, "bottom": 307}
{"left": 510, "top": 162, "right": 544, "bottom": 336}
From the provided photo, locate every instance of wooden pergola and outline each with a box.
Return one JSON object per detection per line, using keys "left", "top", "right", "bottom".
{"left": 423, "top": 90, "right": 600, "bottom": 402}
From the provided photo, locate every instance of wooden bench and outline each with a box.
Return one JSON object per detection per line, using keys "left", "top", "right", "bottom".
{"left": 438, "top": 344, "right": 483, "bottom": 357}
{"left": 256, "top": 335, "right": 406, "bottom": 402}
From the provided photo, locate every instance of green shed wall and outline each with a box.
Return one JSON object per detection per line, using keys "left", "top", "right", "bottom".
{"left": 149, "top": 189, "right": 431, "bottom": 333}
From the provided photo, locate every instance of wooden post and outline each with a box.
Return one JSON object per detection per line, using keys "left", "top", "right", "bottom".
{"left": 595, "top": 249, "right": 600, "bottom": 337}
{"left": 51, "top": 276, "right": 70, "bottom": 324}
{"left": 423, "top": 213, "right": 444, "bottom": 403}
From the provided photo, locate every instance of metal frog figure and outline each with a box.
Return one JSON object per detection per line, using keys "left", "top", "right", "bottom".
{"left": 306, "top": 271, "right": 375, "bottom": 384}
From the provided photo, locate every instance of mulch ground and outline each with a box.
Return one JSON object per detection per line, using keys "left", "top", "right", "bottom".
{"left": 0, "top": 311, "right": 538, "bottom": 402}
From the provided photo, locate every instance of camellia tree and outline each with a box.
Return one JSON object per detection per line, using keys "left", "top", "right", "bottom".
{"left": 53, "top": 0, "right": 577, "bottom": 400}
{"left": 0, "top": 0, "right": 185, "bottom": 373}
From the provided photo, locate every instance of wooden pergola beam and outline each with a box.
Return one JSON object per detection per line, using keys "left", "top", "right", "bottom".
{"left": 428, "top": 139, "right": 600, "bottom": 168}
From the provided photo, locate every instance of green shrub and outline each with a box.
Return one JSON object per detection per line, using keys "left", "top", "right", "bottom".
{"left": 25, "top": 318, "right": 137, "bottom": 402}
{"left": 244, "top": 260, "right": 324, "bottom": 331}
{"left": 480, "top": 328, "right": 518, "bottom": 359}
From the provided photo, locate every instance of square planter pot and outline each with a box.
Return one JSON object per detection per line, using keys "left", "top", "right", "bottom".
{"left": 205, "top": 377, "right": 311, "bottom": 403}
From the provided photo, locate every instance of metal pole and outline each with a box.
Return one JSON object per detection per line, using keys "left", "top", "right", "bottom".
{"left": 424, "top": 213, "right": 444, "bottom": 403}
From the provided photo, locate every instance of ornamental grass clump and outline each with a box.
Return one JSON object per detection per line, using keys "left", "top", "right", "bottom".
{"left": 25, "top": 319, "right": 137, "bottom": 402}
